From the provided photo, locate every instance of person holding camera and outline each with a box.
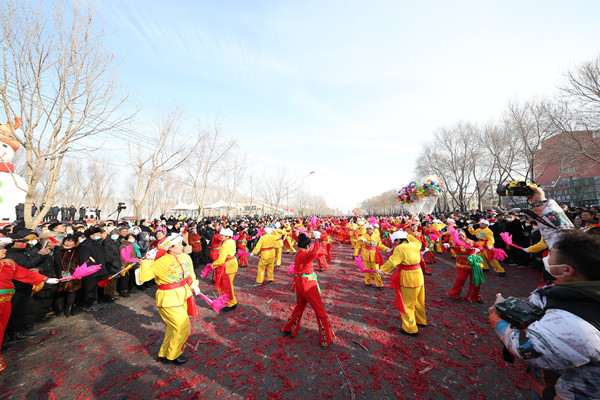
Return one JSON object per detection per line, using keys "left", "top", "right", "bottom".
{"left": 488, "top": 229, "right": 600, "bottom": 400}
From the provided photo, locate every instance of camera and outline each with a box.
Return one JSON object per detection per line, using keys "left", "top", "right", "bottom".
{"left": 496, "top": 180, "right": 537, "bottom": 198}
{"left": 117, "top": 202, "right": 126, "bottom": 211}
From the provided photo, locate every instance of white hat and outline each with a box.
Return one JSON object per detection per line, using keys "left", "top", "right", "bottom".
{"left": 264, "top": 227, "right": 273, "bottom": 234}
{"left": 0, "top": 237, "right": 13, "bottom": 248}
{"left": 479, "top": 219, "right": 490, "bottom": 225}
{"left": 447, "top": 218, "right": 455, "bottom": 224}
{"left": 357, "top": 221, "right": 364, "bottom": 225}
{"left": 433, "top": 219, "right": 442, "bottom": 224}
{"left": 374, "top": 223, "right": 379, "bottom": 228}
{"left": 275, "top": 222, "right": 281, "bottom": 228}
{"left": 158, "top": 234, "right": 183, "bottom": 250}
{"left": 364, "top": 224, "right": 373, "bottom": 229}
{"left": 220, "top": 228, "right": 233, "bottom": 237}
{"left": 391, "top": 231, "right": 408, "bottom": 241}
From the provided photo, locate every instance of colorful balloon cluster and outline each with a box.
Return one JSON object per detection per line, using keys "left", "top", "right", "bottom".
{"left": 397, "top": 175, "right": 445, "bottom": 204}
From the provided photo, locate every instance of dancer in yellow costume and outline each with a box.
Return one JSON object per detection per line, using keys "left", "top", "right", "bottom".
{"left": 140, "top": 235, "right": 200, "bottom": 364}
{"left": 354, "top": 224, "right": 390, "bottom": 289}
{"left": 212, "top": 228, "right": 238, "bottom": 311}
{"left": 273, "top": 223, "right": 284, "bottom": 268}
{"left": 378, "top": 231, "right": 426, "bottom": 336}
{"left": 251, "top": 227, "right": 277, "bottom": 286}
{"left": 468, "top": 219, "right": 505, "bottom": 276}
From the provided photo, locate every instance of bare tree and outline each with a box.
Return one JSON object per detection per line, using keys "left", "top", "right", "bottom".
{"left": 502, "top": 99, "right": 556, "bottom": 183}
{"left": 0, "top": 1, "right": 131, "bottom": 228}
{"left": 129, "top": 106, "right": 198, "bottom": 222}
{"left": 222, "top": 150, "right": 246, "bottom": 217}
{"left": 415, "top": 122, "right": 479, "bottom": 212}
{"left": 183, "top": 117, "right": 236, "bottom": 217}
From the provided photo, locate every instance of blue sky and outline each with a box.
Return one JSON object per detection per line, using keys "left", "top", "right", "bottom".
{"left": 94, "top": 0, "right": 600, "bottom": 212}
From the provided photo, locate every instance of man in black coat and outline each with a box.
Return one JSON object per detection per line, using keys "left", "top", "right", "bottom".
{"left": 4, "top": 232, "right": 51, "bottom": 341}
{"left": 69, "top": 205, "right": 77, "bottom": 221}
{"left": 79, "top": 206, "right": 86, "bottom": 220}
{"left": 29, "top": 233, "right": 60, "bottom": 320}
{"left": 15, "top": 203, "right": 24, "bottom": 221}
{"left": 78, "top": 226, "right": 109, "bottom": 312}
{"left": 102, "top": 228, "right": 122, "bottom": 301}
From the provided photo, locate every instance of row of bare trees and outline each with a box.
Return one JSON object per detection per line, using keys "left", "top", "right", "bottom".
{"left": 358, "top": 54, "right": 600, "bottom": 214}
{"left": 1, "top": 1, "right": 333, "bottom": 228}
{"left": 413, "top": 54, "right": 600, "bottom": 212}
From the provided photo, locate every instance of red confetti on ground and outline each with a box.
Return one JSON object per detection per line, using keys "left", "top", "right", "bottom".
{"left": 0, "top": 243, "right": 534, "bottom": 398}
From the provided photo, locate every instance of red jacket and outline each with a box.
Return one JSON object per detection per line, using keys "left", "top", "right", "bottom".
{"left": 188, "top": 232, "right": 202, "bottom": 253}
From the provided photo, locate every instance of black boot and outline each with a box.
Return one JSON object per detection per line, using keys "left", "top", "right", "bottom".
{"left": 64, "top": 304, "right": 74, "bottom": 317}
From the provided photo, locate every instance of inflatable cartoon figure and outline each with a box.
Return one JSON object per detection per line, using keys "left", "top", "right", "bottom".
{"left": 0, "top": 118, "right": 27, "bottom": 221}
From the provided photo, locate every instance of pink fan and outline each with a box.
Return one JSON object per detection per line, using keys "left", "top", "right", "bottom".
{"left": 233, "top": 235, "right": 239, "bottom": 241}
{"left": 429, "top": 234, "right": 439, "bottom": 241}
{"left": 196, "top": 290, "right": 229, "bottom": 314}
{"left": 201, "top": 263, "right": 213, "bottom": 279}
{"left": 492, "top": 248, "right": 508, "bottom": 261}
{"left": 56, "top": 261, "right": 101, "bottom": 282}
{"left": 120, "top": 245, "right": 140, "bottom": 263}
{"left": 354, "top": 256, "right": 376, "bottom": 274}
{"left": 237, "top": 249, "right": 250, "bottom": 256}
{"left": 449, "top": 229, "right": 468, "bottom": 248}
{"left": 500, "top": 232, "right": 523, "bottom": 250}
{"left": 287, "top": 264, "right": 295, "bottom": 275}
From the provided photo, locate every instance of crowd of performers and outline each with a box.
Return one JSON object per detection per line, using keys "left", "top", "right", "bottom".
{"left": 1, "top": 196, "right": 597, "bottom": 400}
{"left": 1, "top": 209, "right": 558, "bottom": 370}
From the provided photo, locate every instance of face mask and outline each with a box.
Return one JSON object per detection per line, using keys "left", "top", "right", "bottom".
{"left": 29, "top": 240, "right": 38, "bottom": 246}
{"left": 525, "top": 223, "right": 531, "bottom": 227}
{"left": 543, "top": 256, "right": 568, "bottom": 278}
{"left": 111, "top": 234, "right": 119, "bottom": 240}
{"left": 79, "top": 237, "right": 86, "bottom": 243}
{"left": 92, "top": 235, "right": 102, "bottom": 241}
{"left": 66, "top": 230, "right": 74, "bottom": 235}
{"left": 128, "top": 238, "right": 135, "bottom": 243}
{"left": 506, "top": 218, "right": 514, "bottom": 222}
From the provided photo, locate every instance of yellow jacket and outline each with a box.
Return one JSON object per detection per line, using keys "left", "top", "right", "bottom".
{"left": 252, "top": 233, "right": 277, "bottom": 259}
{"left": 213, "top": 238, "right": 238, "bottom": 274}
{"left": 528, "top": 237, "right": 548, "bottom": 253}
{"left": 468, "top": 227, "right": 495, "bottom": 247}
{"left": 272, "top": 231, "right": 284, "bottom": 250}
{"left": 140, "top": 253, "right": 199, "bottom": 308}
{"left": 353, "top": 233, "right": 388, "bottom": 261}
{"left": 380, "top": 235, "right": 423, "bottom": 288}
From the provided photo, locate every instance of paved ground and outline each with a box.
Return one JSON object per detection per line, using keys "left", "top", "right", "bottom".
{"left": 0, "top": 243, "right": 538, "bottom": 399}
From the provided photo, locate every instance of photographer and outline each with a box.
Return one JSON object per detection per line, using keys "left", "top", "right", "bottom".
{"left": 488, "top": 229, "right": 600, "bottom": 400}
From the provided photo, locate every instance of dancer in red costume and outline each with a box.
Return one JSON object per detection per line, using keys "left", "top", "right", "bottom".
{"left": 408, "top": 222, "right": 433, "bottom": 275}
{"left": 0, "top": 238, "right": 58, "bottom": 372}
{"left": 281, "top": 233, "right": 335, "bottom": 348}
{"left": 236, "top": 228, "right": 250, "bottom": 268}
{"left": 445, "top": 230, "right": 485, "bottom": 303}
{"left": 315, "top": 228, "right": 329, "bottom": 271}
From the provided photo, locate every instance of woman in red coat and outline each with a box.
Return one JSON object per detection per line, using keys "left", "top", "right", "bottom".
{"left": 281, "top": 233, "right": 335, "bottom": 348}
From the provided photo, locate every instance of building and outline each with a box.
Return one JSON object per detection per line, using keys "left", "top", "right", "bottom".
{"left": 534, "top": 130, "right": 600, "bottom": 206}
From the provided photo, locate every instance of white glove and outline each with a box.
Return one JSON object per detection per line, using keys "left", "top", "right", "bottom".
{"left": 468, "top": 224, "right": 473, "bottom": 229}
{"left": 193, "top": 287, "right": 200, "bottom": 296}
{"left": 313, "top": 231, "right": 321, "bottom": 239}
{"left": 523, "top": 248, "right": 530, "bottom": 253}
{"left": 377, "top": 269, "right": 385, "bottom": 276}
{"left": 443, "top": 243, "right": 450, "bottom": 249}
{"left": 361, "top": 238, "right": 367, "bottom": 242}
{"left": 386, "top": 248, "right": 392, "bottom": 253}
{"left": 422, "top": 248, "right": 429, "bottom": 253}
{"left": 145, "top": 249, "right": 158, "bottom": 259}
{"left": 487, "top": 246, "right": 493, "bottom": 250}
{"left": 494, "top": 293, "right": 507, "bottom": 305}
{"left": 45, "top": 278, "right": 59, "bottom": 284}
{"left": 474, "top": 249, "right": 480, "bottom": 254}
